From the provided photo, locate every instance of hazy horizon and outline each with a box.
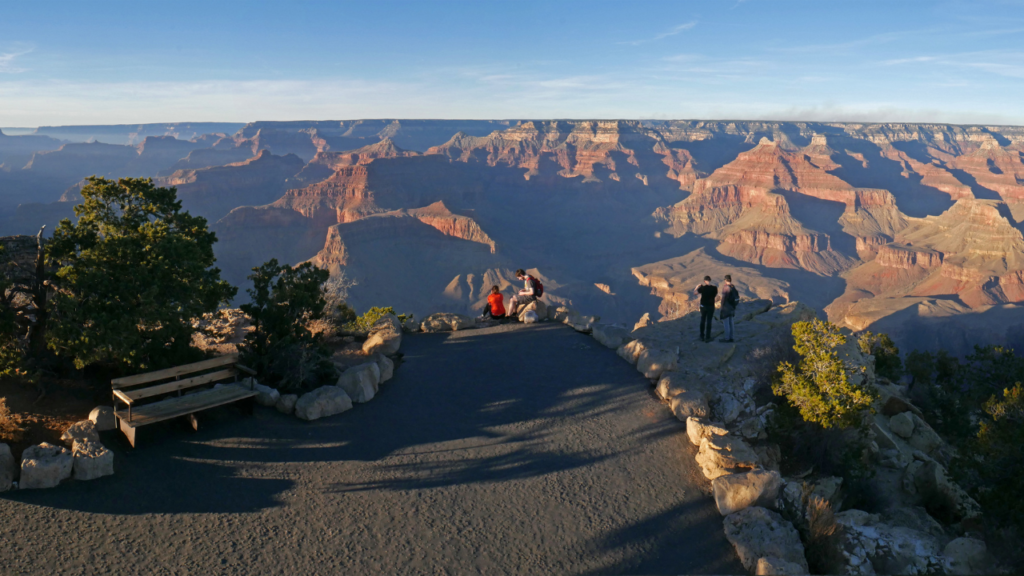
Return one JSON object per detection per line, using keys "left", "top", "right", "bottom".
{"left": 2, "top": 0, "right": 1023, "bottom": 127}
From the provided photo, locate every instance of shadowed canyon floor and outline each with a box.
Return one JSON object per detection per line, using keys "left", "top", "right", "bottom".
{"left": 0, "top": 323, "right": 742, "bottom": 575}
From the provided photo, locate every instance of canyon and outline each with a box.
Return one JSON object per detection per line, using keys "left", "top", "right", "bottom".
{"left": 3, "top": 119, "right": 1024, "bottom": 354}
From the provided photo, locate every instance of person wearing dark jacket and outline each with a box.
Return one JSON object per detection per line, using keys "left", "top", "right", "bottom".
{"left": 719, "top": 274, "right": 739, "bottom": 342}
{"left": 694, "top": 276, "right": 718, "bottom": 343}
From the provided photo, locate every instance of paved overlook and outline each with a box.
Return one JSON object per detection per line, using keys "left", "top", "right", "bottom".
{"left": 0, "top": 323, "right": 743, "bottom": 575}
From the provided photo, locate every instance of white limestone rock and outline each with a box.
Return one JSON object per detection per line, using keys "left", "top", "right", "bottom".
{"left": 565, "top": 311, "right": 599, "bottom": 333}
{"left": 755, "top": 556, "right": 808, "bottom": 575}
{"left": 20, "top": 442, "right": 73, "bottom": 489}
{"left": 276, "top": 394, "right": 298, "bottom": 415}
{"left": 591, "top": 324, "right": 632, "bottom": 350}
{"left": 714, "top": 470, "right": 782, "bottom": 516}
{"left": 943, "top": 537, "right": 989, "bottom": 575}
{"left": 637, "top": 348, "right": 678, "bottom": 380}
{"left": 362, "top": 313, "right": 403, "bottom": 355}
{"left": 60, "top": 420, "right": 99, "bottom": 447}
{"left": 696, "top": 435, "right": 759, "bottom": 480}
{"left": 252, "top": 382, "right": 281, "bottom": 407}
{"left": 336, "top": 362, "right": 380, "bottom": 403}
{"left": 670, "top": 390, "right": 710, "bottom": 421}
{"left": 72, "top": 439, "right": 114, "bottom": 481}
{"left": 88, "top": 406, "right": 116, "bottom": 432}
{"left": 294, "top": 386, "right": 353, "bottom": 421}
{"left": 616, "top": 339, "right": 646, "bottom": 365}
{"left": 373, "top": 354, "right": 395, "bottom": 384}
{"left": 889, "top": 411, "right": 915, "bottom": 439}
{"left": 655, "top": 373, "right": 687, "bottom": 401}
{"left": 686, "top": 417, "right": 728, "bottom": 446}
{"left": 723, "top": 506, "right": 808, "bottom": 574}
{"left": 421, "top": 312, "right": 474, "bottom": 333}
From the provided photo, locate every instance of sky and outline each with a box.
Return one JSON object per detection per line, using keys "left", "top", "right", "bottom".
{"left": 1, "top": 0, "right": 1023, "bottom": 126}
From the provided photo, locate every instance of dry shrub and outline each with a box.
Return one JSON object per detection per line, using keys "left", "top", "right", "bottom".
{"left": 805, "top": 495, "right": 845, "bottom": 575}
{"left": 0, "top": 397, "right": 26, "bottom": 443}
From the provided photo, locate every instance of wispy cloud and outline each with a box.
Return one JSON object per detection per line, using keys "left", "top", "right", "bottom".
{"left": 0, "top": 46, "right": 32, "bottom": 73}
{"left": 619, "top": 22, "right": 697, "bottom": 46}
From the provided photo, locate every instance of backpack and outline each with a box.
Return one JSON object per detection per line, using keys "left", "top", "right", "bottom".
{"left": 529, "top": 276, "right": 544, "bottom": 297}
{"left": 726, "top": 286, "right": 740, "bottom": 306}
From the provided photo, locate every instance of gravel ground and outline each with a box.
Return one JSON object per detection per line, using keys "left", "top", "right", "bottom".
{"left": 0, "top": 323, "right": 743, "bottom": 575}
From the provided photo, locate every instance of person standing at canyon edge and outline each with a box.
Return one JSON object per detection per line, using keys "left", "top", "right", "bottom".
{"left": 719, "top": 275, "right": 739, "bottom": 343}
{"left": 507, "top": 269, "right": 539, "bottom": 318}
{"left": 694, "top": 276, "right": 718, "bottom": 343}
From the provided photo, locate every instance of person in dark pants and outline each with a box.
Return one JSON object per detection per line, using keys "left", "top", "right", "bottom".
{"left": 694, "top": 275, "right": 718, "bottom": 343}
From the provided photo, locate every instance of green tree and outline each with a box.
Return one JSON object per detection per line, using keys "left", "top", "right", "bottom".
{"left": 858, "top": 331, "right": 903, "bottom": 381}
{"left": 46, "top": 177, "right": 236, "bottom": 371}
{"left": 0, "top": 245, "right": 23, "bottom": 376}
{"left": 952, "top": 383, "right": 1024, "bottom": 531}
{"left": 774, "top": 319, "right": 878, "bottom": 429}
{"left": 238, "top": 259, "right": 335, "bottom": 391}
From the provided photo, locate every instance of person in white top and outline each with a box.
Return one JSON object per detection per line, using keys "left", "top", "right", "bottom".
{"left": 506, "top": 268, "right": 538, "bottom": 317}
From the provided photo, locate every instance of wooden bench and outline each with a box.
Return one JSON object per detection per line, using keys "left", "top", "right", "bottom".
{"left": 111, "top": 354, "right": 258, "bottom": 447}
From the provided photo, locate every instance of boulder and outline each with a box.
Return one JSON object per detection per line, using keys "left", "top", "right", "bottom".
{"left": 737, "top": 415, "right": 767, "bottom": 440}
{"left": 713, "top": 470, "right": 782, "bottom": 516}
{"left": 889, "top": 412, "right": 914, "bottom": 439}
{"left": 696, "top": 435, "right": 760, "bottom": 480}
{"left": 88, "top": 406, "right": 116, "bottom": 431}
{"left": 294, "top": 386, "right": 353, "bottom": 421}
{"left": 637, "top": 348, "right": 678, "bottom": 380}
{"left": 373, "top": 354, "right": 395, "bottom": 384}
{"left": 565, "top": 311, "right": 599, "bottom": 333}
{"left": 591, "top": 324, "right": 632, "bottom": 350}
{"left": 655, "top": 373, "right": 687, "bottom": 401}
{"left": 518, "top": 300, "right": 548, "bottom": 322}
{"left": 20, "top": 443, "right": 73, "bottom": 489}
{"left": 686, "top": 417, "right": 728, "bottom": 446}
{"left": 72, "top": 439, "right": 114, "bottom": 481}
{"left": 276, "top": 394, "right": 298, "bottom": 415}
{"left": 914, "top": 460, "right": 981, "bottom": 522}
{"left": 943, "top": 537, "right": 988, "bottom": 575}
{"left": 713, "top": 393, "right": 743, "bottom": 424}
{"left": 634, "top": 312, "right": 653, "bottom": 331}
{"left": 522, "top": 310, "right": 540, "bottom": 323}
{"left": 755, "top": 556, "right": 807, "bottom": 575}
{"left": 670, "top": 390, "right": 710, "bottom": 421}
{"left": 336, "top": 362, "right": 380, "bottom": 403}
{"left": 552, "top": 306, "right": 573, "bottom": 323}
{"left": 906, "top": 414, "right": 943, "bottom": 455}
{"left": 754, "top": 444, "right": 782, "bottom": 471}
{"left": 60, "top": 420, "right": 100, "bottom": 447}
{"left": 362, "top": 313, "right": 403, "bottom": 355}
{"left": 0, "top": 443, "right": 14, "bottom": 492}
{"left": 421, "top": 312, "right": 474, "bottom": 333}
{"left": 723, "top": 506, "right": 808, "bottom": 574}
{"left": 616, "top": 340, "right": 646, "bottom": 365}
{"left": 252, "top": 382, "right": 281, "bottom": 407}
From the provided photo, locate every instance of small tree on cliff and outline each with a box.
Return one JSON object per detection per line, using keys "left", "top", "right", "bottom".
{"left": 238, "top": 259, "right": 336, "bottom": 391}
{"left": 774, "top": 319, "right": 877, "bottom": 429}
{"left": 46, "top": 177, "right": 236, "bottom": 371}
{"left": 858, "top": 330, "right": 902, "bottom": 381}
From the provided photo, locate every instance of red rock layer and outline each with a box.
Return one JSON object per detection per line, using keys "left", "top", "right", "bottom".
{"left": 950, "top": 138, "right": 1024, "bottom": 203}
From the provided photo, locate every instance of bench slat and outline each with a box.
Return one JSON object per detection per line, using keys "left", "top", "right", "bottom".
{"left": 111, "top": 354, "right": 239, "bottom": 389}
{"left": 113, "top": 389, "right": 134, "bottom": 406}
{"left": 122, "top": 368, "right": 237, "bottom": 402}
{"left": 115, "top": 383, "right": 256, "bottom": 428}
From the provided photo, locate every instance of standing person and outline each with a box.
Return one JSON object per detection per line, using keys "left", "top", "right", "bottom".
{"left": 694, "top": 276, "right": 718, "bottom": 343}
{"left": 719, "top": 274, "right": 739, "bottom": 343}
{"left": 479, "top": 285, "right": 506, "bottom": 320}
{"left": 507, "top": 269, "right": 539, "bottom": 318}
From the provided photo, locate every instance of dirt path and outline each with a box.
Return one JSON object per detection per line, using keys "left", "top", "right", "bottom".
{"left": 0, "top": 323, "right": 742, "bottom": 575}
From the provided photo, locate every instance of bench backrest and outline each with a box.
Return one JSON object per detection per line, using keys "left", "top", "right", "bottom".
{"left": 111, "top": 354, "right": 242, "bottom": 404}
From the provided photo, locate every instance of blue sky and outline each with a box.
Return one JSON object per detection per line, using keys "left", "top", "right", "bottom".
{"left": 1, "top": 0, "right": 1023, "bottom": 126}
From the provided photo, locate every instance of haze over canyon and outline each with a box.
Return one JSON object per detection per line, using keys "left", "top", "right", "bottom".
{"left": 3, "top": 118, "right": 1024, "bottom": 354}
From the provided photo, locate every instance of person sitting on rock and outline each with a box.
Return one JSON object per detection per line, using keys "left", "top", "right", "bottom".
{"left": 719, "top": 274, "right": 739, "bottom": 343}
{"left": 507, "top": 269, "right": 539, "bottom": 318}
{"left": 479, "top": 285, "right": 506, "bottom": 320}
{"left": 694, "top": 275, "right": 718, "bottom": 343}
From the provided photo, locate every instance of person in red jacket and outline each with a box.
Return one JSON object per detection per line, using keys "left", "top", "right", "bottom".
{"left": 479, "top": 285, "right": 506, "bottom": 320}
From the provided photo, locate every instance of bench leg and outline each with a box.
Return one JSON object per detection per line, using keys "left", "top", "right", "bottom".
{"left": 186, "top": 413, "right": 199, "bottom": 431}
{"left": 239, "top": 397, "right": 255, "bottom": 416}
{"left": 118, "top": 417, "right": 137, "bottom": 448}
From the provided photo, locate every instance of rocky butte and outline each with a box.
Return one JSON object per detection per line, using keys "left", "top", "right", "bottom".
{"left": 4, "top": 119, "right": 1024, "bottom": 353}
